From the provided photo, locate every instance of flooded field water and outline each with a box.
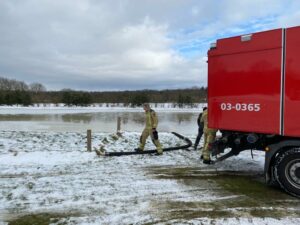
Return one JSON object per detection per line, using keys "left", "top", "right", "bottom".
{"left": 0, "top": 110, "right": 199, "bottom": 135}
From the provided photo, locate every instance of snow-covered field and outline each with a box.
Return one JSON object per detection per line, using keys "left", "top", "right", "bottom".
{"left": 0, "top": 130, "right": 299, "bottom": 225}
{"left": 0, "top": 107, "right": 299, "bottom": 224}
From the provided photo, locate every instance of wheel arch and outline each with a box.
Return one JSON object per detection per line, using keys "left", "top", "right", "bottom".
{"left": 265, "top": 140, "right": 300, "bottom": 182}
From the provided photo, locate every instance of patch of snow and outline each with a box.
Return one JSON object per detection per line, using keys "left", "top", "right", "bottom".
{"left": 0, "top": 130, "right": 298, "bottom": 224}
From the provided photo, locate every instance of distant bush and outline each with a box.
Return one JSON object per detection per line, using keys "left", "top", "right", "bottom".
{"left": 0, "top": 90, "right": 32, "bottom": 106}
{"left": 130, "top": 93, "right": 150, "bottom": 107}
{"left": 61, "top": 91, "right": 92, "bottom": 106}
{"left": 177, "top": 94, "right": 194, "bottom": 108}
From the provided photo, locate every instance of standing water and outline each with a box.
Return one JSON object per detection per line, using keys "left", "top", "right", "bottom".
{"left": 0, "top": 106, "right": 201, "bottom": 135}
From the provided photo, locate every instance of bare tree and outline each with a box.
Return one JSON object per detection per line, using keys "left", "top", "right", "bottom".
{"left": 30, "top": 82, "right": 46, "bottom": 93}
{"left": 14, "top": 81, "right": 29, "bottom": 91}
{"left": 0, "top": 77, "right": 11, "bottom": 90}
{"left": 0, "top": 77, "right": 28, "bottom": 91}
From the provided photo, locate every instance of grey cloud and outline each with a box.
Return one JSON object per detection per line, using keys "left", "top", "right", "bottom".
{"left": 0, "top": 0, "right": 298, "bottom": 91}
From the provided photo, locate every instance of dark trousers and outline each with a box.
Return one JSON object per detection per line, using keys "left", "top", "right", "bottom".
{"left": 194, "top": 127, "right": 204, "bottom": 149}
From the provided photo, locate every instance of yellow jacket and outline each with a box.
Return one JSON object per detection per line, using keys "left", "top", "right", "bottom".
{"left": 145, "top": 109, "right": 158, "bottom": 129}
{"left": 200, "top": 109, "right": 217, "bottom": 133}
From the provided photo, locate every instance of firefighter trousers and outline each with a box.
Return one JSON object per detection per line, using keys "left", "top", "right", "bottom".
{"left": 202, "top": 132, "right": 216, "bottom": 161}
{"left": 139, "top": 128, "right": 163, "bottom": 154}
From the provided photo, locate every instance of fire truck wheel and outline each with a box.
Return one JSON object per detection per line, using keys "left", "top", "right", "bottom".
{"left": 274, "top": 148, "right": 300, "bottom": 198}
{"left": 266, "top": 164, "right": 280, "bottom": 187}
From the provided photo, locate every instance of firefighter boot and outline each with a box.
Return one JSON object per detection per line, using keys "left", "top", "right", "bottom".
{"left": 202, "top": 159, "right": 213, "bottom": 165}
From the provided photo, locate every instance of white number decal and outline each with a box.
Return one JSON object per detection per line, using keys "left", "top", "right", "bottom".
{"left": 247, "top": 104, "right": 254, "bottom": 111}
{"left": 254, "top": 104, "right": 260, "bottom": 111}
{"left": 241, "top": 104, "right": 247, "bottom": 111}
{"left": 221, "top": 103, "right": 226, "bottom": 110}
{"left": 226, "top": 103, "right": 232, "bottom": 110}
{"left": 220, "top": 103, "right": 261, "bottom": 112}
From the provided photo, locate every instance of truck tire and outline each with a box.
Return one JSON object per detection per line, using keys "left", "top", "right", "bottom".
{"left": 266, "top": 164, "right": 280, "bottom": 187}
{"left": 274, "top": 148, "right": 300, "bottom": 198}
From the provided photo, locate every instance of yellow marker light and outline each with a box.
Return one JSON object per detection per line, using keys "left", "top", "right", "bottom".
{"left": 265, "top": 147, "right": 270, "bottom": 152}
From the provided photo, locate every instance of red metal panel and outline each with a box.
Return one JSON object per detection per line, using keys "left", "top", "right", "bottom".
{"left": 209, "top": 29, "right": 282, "bottom": 57}
{"left": 284, "top": 26, "right": 300, "bottom": 137}
{"left": 208, "top": 29, "right": 282, "bottom": 134}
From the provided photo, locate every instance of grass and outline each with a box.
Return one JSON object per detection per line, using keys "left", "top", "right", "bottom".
{"left": 147, "top": 166, "right": 300, "bottom": 221}
{"left": 8, "top": 213, "right": 67, "bottom": 225}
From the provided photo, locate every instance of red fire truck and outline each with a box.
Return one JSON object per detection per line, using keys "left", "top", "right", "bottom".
{"left": 208, "top": 26, "right": 300, "bottom": 197}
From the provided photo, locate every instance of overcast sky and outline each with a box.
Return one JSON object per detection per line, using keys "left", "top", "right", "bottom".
{"left": 0, "top": 0, "right": 300, "bottom": 91}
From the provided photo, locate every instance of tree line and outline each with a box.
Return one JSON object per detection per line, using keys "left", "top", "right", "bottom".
{"left": 0, "top": 77, "right": 45, "bottom": 106}
{"left": 0, "top": 77, "right": 207, "bottom": 106}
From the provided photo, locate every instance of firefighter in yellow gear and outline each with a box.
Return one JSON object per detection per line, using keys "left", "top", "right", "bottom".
{"left": 200, "top": 107, "right": 217, "bottom": 164}
{"left": 136, "top": 103, "right": 163, "bottom": 154}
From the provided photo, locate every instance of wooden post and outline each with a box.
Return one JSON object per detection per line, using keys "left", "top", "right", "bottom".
{"left": 87, "top": 129, "right": 92, "bottom": 152}
{"left": 117, "top": 117, "right": 121, "bottom": 135}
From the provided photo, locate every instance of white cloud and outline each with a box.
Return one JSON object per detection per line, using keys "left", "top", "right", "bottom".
{"left": 0, "top": 0, "right": 299, "bottom": 90}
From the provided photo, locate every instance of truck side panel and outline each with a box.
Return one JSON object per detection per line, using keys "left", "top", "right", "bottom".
{"left": 208, "top": 29, "right": 283, "bottom": 134}
{"left": 284, "top": 26, "right": 300, "bottom": 137}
